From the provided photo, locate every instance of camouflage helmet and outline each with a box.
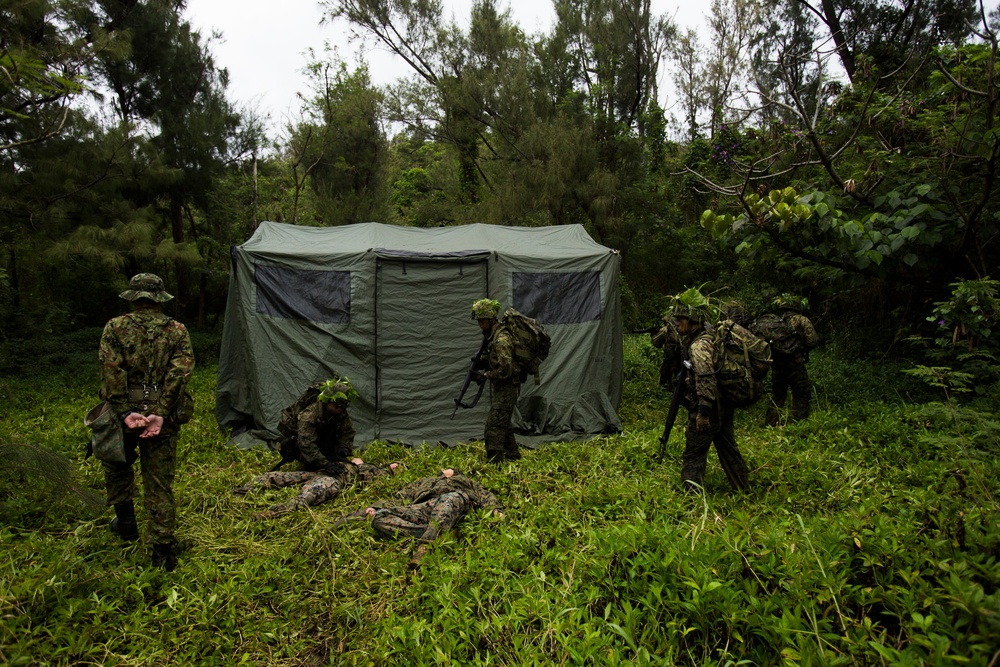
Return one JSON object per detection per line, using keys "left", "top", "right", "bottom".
{"left": 471, "top": 298, "right": 502, "bottom": 320}
{"left": 724, "top": 300, "right": 749, "bottom": 327}
{"left": 772, "top": 293, "right": 809, "bottom": 312}
{"left": 119, "top": 273, "right": 173, "bottom": 303}
{"left": 318, "top": 377, "right": 358, "bottom": 405}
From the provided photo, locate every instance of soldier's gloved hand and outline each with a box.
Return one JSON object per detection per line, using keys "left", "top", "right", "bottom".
{"left": 695, "top": 405, "right": 712, "bottom": 433}
{"left": 472, "top": 370, "right": 487, "bottom": 383}
{"left": 320, "top": 461, "right": 345, "bottom": 477}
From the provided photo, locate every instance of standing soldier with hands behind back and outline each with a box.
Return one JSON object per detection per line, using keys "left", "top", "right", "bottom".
{"left": 99, "top": 273, "right": 194, "bottom": 571}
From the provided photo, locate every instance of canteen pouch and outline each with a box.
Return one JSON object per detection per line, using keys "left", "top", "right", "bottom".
{"left": 84, "top": 401, "right": 127, "bottom": 463}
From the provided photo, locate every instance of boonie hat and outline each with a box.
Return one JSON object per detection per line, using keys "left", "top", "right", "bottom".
{"left": 119, "top": 273, "right": 174, "bottom": 302}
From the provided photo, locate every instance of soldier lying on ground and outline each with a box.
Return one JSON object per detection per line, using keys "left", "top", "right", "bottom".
{"left": 336, "top": 468, "right": 503, "bottom": 569}
{"left": 234, "top": 457, "right": 400, "bottom": 519}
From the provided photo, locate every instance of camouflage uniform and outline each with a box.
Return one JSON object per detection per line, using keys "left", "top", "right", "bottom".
{"left": 765, "top": 311, "right": 822, "bottom": 425}
{"left": 236, "top": 462, "right": 392, "bottom": 518}
{"left": 279, "top": 400, "right": 356, "bottom": 471}
{"left": 483, "top": 325, "right": 521, "bottom": 462}
{"left": 369, "top": 472, "right": 501, "bottom": 546}
{"left": 651, "top": 318, "right": 683, "bottom": 388}
{"left": 680, "top": 323, "right": 750, "bottom": 491}
{"left": 99, "top": 299, "right": 194, "bottom": 547}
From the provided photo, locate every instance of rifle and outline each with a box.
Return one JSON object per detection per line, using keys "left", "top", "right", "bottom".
{"left": 269, "top": 438, "right": 297, "bottom": 472}
{"left": 657, "top": 360, "right": 691, "bottom": 463}
{"left": 451, "top": 334, "right": 491, "bottom": 419}
{"left": 631, "top": 325, "right": 661, "bottom": 335}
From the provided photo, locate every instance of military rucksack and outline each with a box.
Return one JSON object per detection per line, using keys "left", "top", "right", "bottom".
{"left": 749, "top": 313, "right": 801, "bottom": 356}
{"left": 712, "top": 320, "right": 772, "bottom": 408}
{"left": 500, "top": 308, "right": 551, "bottom": 382}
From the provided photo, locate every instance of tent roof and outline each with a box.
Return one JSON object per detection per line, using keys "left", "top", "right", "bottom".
{"left": 243, "top": 221, "right": 613, "bottom": 260}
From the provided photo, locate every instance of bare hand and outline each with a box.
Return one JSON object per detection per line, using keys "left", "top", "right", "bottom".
{"left": 351, "top": 457, "right": 364, "bottom": 465}
{"left": 140, "top": 414, "right": 164, "bottom": 438}
{"left": 124, "top": 412, "right": 149, "bottom": 430}
{"left": 365, "top": 507, "right": 376, "bottom": 519}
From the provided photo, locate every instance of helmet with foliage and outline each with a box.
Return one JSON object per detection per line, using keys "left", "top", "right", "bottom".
{"left": 772, "top": 293, "right": 809, "bottom": 312}
{"left": 669, "top": 286, "right": 718, "bottom": 324}
{"left": 471, "top": 298, "right": 502, "bottom": 320}
{"left": 318, "top": 377, "right": 358, "bottom": 405}
{"left": 723, "top": 300, "right": 749, "bottom": 327}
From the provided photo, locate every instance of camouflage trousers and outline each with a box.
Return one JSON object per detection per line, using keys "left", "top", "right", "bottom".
{"left": 371, "top": 491, "right": 472, "bottom": 544}
{"left": 235, "top": 471, "right": 346, "bottom": 517}
{"left": 681, "top": 408, "right": 750, "bottom": 491}
{"left": 103, "top": 430, "right": 178, "bottom": 545}
{"left": 766, "top": 359, "right": 813, "bottom": 425}
{"left": 485, "top": 378, "right": 520, "bottom": 460}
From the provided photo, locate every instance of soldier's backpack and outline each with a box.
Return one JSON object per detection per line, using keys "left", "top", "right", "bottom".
{"left": 749, "top": 313, "right": 801, "bottom": 356}
{"left": 500, "top": 308, "right": 551, "bottom": 383}
{"left": 712, "top": 320, "right": 772, "bottom": 408}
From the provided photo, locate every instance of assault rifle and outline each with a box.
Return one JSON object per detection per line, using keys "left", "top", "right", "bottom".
{"left": 631, "top": 325, "right": 661, "bottom": 335}
{"left": 657, "top": 360, "right": 691, "bottom": 463}
{"left": 451, "top": 334, "right": 491, "bottom": 419}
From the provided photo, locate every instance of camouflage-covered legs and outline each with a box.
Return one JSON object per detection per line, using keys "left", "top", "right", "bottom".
{"left": 681, "top": 409, "right": 750, "bottom": 491}
{"left": 103, "top": 431, "right": 177, "bottom": 545}
{"left": 765, "top": 360, "right": 813, "bottom": 426}
{"left": 239, "top": 471, "right": 347, "bottom": 518}
{"left": 371, "top": 491, "right": 473, "bottom": 544}
{"left": 485, "top": 378, "right": 520, "bottom": 462}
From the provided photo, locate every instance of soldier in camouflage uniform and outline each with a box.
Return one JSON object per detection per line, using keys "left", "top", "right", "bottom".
{"left": 99, "top": 273, "right": 194, "bottom": 571}
{"left": 232, "top": 378, "right": 377, "bottom": 518}
{"left": 234, "top": 458, "right": 400, "bottom": 519}
{"left": 277, "top": 378, "right": 358, "bottom": 471}
{"left": 673, "top": 297, "right": 750, "bottom": 492}
{"left": 471, "top": 299, "right": 522, "bottom": 463}
{"left": 341, "top": 468, "right": 502, "bottom": 569}
{"left": 764, "top": 295, "right": 822, "bottom": 426}
{"left": 651, "top": 314, "right": 683, "bottom": 388}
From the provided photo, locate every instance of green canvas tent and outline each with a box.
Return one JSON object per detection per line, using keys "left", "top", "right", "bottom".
{"left": 216, "top": 221, "right": 623, "bottom": 448}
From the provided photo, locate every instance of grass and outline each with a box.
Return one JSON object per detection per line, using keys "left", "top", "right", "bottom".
{"left": 0, "top": 335, "right": 998, "bottom": 665}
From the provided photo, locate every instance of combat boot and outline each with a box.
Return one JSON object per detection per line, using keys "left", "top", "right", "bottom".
{"left": 408, "top": 544, "right": 430, "bottom": 571}
{"left": 151, "top": 544, "right": 177, "bottom": 571}
{"left": 110, "top": 501, "right": 139, "bottom": 541}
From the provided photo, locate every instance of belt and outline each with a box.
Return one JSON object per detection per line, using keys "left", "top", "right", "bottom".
{"left": 128, "top": 383, "right": 162, "bottom": 409}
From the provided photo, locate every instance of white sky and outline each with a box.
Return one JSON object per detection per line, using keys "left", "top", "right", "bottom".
{"left": 182, "top": 0, "right": 707, "bottom": 133}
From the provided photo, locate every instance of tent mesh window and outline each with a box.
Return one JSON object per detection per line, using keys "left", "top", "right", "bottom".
{"left": 254, "top": 265, "right": 351, "bottom": 324}
{"left": 512, "top": 271, "right": 601, "bottom": 324}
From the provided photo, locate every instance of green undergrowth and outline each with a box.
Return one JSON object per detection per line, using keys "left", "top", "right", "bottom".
{"left": 0, "top": 337, "right": 997, "bottom": 665}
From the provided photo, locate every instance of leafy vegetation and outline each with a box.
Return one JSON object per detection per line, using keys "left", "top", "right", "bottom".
{"left": 1, "top": 336, "right": 997, "bottom": 665}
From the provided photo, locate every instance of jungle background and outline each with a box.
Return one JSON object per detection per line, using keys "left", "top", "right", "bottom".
{"left": 1, "top": 0, "right": 999, "bottom": 664}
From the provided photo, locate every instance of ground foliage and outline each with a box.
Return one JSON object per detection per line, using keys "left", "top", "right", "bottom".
{"left": 0, "top": 337, "right": 998, "bottom": 666}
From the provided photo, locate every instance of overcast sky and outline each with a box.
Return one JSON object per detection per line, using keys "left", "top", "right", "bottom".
{"left": 182, "top": 0, "right": 706, "bottom": 134}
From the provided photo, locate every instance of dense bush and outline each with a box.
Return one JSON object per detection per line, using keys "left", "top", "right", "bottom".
{"left": 0, "top": 336, "right": 997, "bottom": 665}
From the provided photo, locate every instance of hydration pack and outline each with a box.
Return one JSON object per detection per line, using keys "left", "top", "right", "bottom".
{"left": 500, "top": 308, "right": 551, "bottom": 382}
{"left": 713, "top": 320, "right": 772, "bottom": 407}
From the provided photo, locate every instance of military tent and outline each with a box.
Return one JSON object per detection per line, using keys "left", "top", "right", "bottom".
{"left": 216, "top": 221, "right": 623, "bottom": 448}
